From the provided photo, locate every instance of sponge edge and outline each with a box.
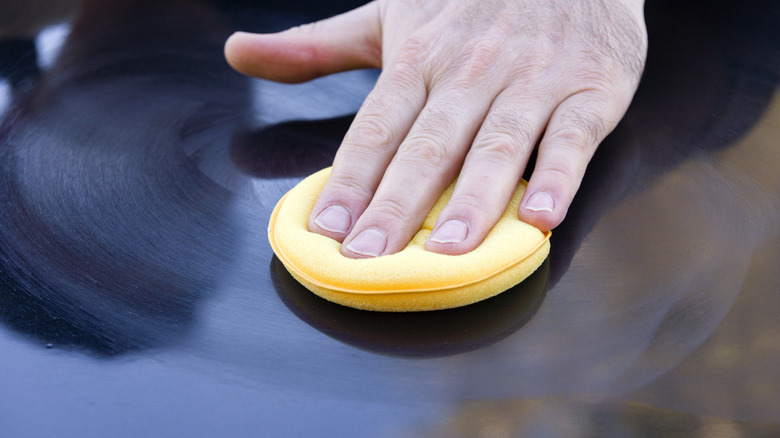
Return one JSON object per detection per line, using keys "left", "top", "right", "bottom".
{"left": 269, "top": 168, "right": 551, "bottom": 312}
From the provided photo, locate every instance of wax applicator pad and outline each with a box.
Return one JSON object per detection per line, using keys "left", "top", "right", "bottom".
{"left": 268, "top": 168, "right": 551, "bottom": 312}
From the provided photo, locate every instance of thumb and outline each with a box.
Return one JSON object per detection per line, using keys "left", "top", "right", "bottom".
{"left": 224, "top": 2, "right": 381, "bottom": 83}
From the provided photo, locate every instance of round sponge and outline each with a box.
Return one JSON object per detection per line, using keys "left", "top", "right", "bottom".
{"left": 268, "top": 168, "right": 551, "bottom": 312}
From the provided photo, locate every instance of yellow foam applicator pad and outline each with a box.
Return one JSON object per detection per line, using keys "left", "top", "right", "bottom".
{"left": 269, "top": 168, "right": 551, "bottom": 312}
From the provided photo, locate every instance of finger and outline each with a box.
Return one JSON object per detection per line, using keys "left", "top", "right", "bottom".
{"left": 223, "top": 2, "right": 381, "bottom": 83}
{"left": 519, "top": 89, "right": 628, "bottom": 231}
{"left": 425, "top": 93, "right": 553, "bottom": 254}
{"left": 340, "top": 91, "right": 491, "bottom": 258}
{"left": 307, "top": 65, "right": 428, "bottom": 242}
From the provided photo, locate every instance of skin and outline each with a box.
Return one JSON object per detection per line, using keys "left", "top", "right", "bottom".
{"left": 224, "top": 0, "right": 648, "bottom": 258}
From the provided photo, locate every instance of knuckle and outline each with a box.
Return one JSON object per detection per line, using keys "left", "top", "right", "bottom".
{"left": 524, "top": 45, "right": 554, "bottom": 70}
{"left": 550, "top": 109, "right": 608, "bottom": 151}
{"left": 392, "top": 34, "right": 430, "bottom": 72}
{"left": 572, "top": 64, "right": 621, "bottom": 91}
{"left": 540, "top": 161, "right": 578, "bottom": 184}
{"left": 416, "top": 106, "right": 456, "bottom": 134}
{"left": 511, "top": 44, "right": 555, "bottom": 82}
{"left": 455, "top": 35, "right": 505, "bottom": 86}
{"left": 547, "top": 127, "right": 591, "bottom": 153}
{"left": 369, "top": 196, "right": 409, "bottom": 224}
{"left": 361, "top": 92, "right": 396, "bottom": 114}
{"left": 450, "top": 190, "right": 489, "bottom": 214}
{"left": 328, "top": 169, "right": 374, "bottom": 201}
{"left": 344, "top": 113, "right": 396, "bottom": 149}
{"left": 477, "top": 111, "right": 536, "bottom": 158}
{"left": 335, "top": 142, "right": 385, "bottom": 172}
{"left": 398, "top": 108, "right": 456, "bottom": 167}
{"left": 472, "top": 134, "right": 527, "bottom": 164}
{"left": 380, "top": 60, "right": 429, "bottom": 99}
{"left": 398, "top": 135, "right": 451, "bottom": 168}
{"left": 384, "top": 63, "right": 424, "bottom": 90}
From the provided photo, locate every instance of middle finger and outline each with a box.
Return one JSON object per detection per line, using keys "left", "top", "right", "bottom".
{"left": 426, "top": 88, "right": 554, "bottom": 254}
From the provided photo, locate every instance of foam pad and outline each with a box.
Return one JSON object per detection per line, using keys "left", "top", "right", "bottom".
{"left": 269, "top": 168, "right": 551, "bottom": 312}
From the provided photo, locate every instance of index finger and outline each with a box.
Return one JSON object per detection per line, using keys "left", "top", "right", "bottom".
{"left": 307, "top": 64, "right": 428, "bottom": 241}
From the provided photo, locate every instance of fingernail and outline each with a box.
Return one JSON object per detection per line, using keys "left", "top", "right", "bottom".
{"left": 429, "top": 219, "right": 469, "bottom": 244}
{"left": 314, "top": 205, "right": 351, "bottom": 234}
{"left": 525, "top": 192, "right": 555, "bottom": 212}
{"left": 345, "top": 228, "right": 387, "bottom": 257}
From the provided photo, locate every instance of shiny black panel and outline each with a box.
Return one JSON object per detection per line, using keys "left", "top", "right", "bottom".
{"left": 1, "top": 0, "right": 778, "bottom": 436}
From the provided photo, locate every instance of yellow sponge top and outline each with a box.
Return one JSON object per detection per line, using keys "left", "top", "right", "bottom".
{"left": 268, "top": 168, "right": 550, "bottom": 312}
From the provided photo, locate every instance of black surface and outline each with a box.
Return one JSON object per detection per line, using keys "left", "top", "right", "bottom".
{"left": 1, "top": 0, "right": 779, "bottom": 436}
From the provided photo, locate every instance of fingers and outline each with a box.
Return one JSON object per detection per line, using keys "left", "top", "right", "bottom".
{"left": 306, "top": 65, "right": 429, "bottom": 244}
{"left": 340, "top": 94, "right": 488, "bottom": 258}
{"left": 312, "top": 76, "right": 627, "bottom": 258}
{"left": 425, "top": 93, "right": 552, "bottom": 254}
{"left": 316, "top": 81, "right": 493, "bottom": 258}
{"left": 223, "top": 2, "right": 381, "bottom": 83}
{"left": 518, "top": 89, "right": 629, "bottom": 231}
{"left": 426, "top": 87, "right": 628, "bottom": 255}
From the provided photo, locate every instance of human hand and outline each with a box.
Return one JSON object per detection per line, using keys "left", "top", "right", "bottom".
{"left": 225, "top": 0, "right": 647, "bottom": 258}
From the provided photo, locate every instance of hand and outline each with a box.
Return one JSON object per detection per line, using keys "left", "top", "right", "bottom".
{"left": 224, "top": 0, "right": 648, "bottom": 258}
